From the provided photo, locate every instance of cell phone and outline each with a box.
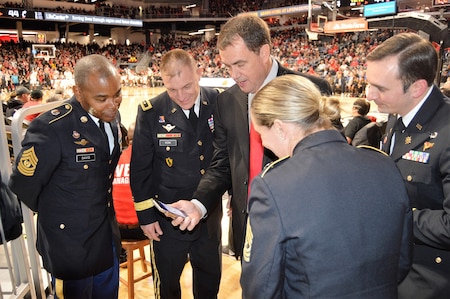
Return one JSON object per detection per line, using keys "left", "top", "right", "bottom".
{"left": 152, "top": 199, "right": 187, "bottom": 219}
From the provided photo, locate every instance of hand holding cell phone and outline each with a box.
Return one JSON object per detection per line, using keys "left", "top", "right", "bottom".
{"left": 152, "top": 199, "right": 187, "bottom": 219}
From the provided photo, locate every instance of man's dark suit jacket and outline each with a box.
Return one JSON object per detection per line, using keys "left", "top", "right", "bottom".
{"left": 193, "top": 61, "right": 332, "bottom": 257}
{"left": 382, "top": 86, "right": 450, "bottom": 299}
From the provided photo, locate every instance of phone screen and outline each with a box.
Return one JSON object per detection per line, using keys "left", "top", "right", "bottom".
{"left": 154, "top": 200, "right": 187, "bottom": 218}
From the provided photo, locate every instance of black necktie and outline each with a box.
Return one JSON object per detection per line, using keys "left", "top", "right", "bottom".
{"left": 99, "top": 120, "right": 110, "bottom": 153}
{"left": 391, "top": 117, "right": 406, "bottom": 156}
{"left": 189, "top": 106, "right": 198, "bottom": 129}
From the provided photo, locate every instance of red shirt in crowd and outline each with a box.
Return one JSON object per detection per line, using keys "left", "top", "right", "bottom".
{"left": 112, "top": 145, "right": 139, "bottom": 225}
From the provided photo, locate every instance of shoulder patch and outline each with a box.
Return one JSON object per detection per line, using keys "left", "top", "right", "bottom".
{"left": 140, "top": 99, "right": 153, "bottom": 111}
{"left": 357, "top": 145, "right": 388, "bottom": 157}
{"left": 261, "top": 155, "right": 290, "bottom": 177}
{"left": 48, "top": 104, "right": 73, "bottom": 124}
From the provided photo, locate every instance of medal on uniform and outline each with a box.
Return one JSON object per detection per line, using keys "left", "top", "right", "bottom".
{"left": 423, "top": 142, "right": 434, "bottom": 151}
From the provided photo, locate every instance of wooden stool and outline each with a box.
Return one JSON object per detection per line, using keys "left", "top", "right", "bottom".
{"left": 119, "top": 239, "right": 152, "bottom": 299}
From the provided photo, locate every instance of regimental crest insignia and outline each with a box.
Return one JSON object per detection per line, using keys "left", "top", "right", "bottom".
{"left": 165, "top": 157, "right": 173, "bottom": 167}
{"left": 18, "top": 146, "right": 38, "bottom": 176}
{"left": 405, "top": 136, "right": 412, "bottom": 145}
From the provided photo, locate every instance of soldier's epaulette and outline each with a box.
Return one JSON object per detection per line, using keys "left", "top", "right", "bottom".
{"left": 261, "top": 155, "right": 290, "bottom": 178}
{"left": 48, "top": 103, "right": 73, "bottom": 124}
{"left": 140, "top": 99, "right": 153, "bottom": 111}
{"left": 357, "top": 145, "right": 388, "bottom": 157}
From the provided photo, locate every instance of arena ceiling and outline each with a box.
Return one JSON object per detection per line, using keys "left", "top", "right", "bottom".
{"left": 0, "top": 0, "right": 447, "bottom": 38}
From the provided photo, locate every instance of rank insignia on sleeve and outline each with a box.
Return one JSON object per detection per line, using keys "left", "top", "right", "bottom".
{"left": 165, "top": 157, "right": 173, "bottom": 167}
{"left": 243, "top": 219, "right": 253, "bottom": 263}
{"left": 18, "top": 146, "right": 38, "bottom": 176}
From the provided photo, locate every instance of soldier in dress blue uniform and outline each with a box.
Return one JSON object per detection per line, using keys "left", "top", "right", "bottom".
{"left": 130, "top": 49, "right": 222, "bottom": 299}
{"left": 366, "top": 32, "right": 450, "bottom": 299}
{"left": 9, "top": 54, "right": 123, "bottom": 299}
{"left": 240, "top": 75, "right": 412, "bottom": 298}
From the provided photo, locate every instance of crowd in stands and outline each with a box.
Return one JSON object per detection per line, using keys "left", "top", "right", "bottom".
{"left": 1, "top": 27, "right": 449, "bottom": 104}
{"left": 2, "top": 0, "right": 311, "bottom": 19}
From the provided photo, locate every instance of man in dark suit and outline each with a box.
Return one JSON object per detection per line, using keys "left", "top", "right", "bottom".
{"left": 9, "top": 54, "right": 123, "bottom": 299}
{"left": 130, "top": 49, "right": 221, "bottom": 299}
{"left": 366, "top": 32, "right": 450, "bottom": 299}
{"left": 171, "top": 13, "right": 332, "bottom": 259}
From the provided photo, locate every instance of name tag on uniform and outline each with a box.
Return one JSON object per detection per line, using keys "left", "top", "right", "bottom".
{"left": 159, "top": 139, "right": 177, "bottom": 147}
{"left": 76, "top": 153, "right": 96, "bottom": 162}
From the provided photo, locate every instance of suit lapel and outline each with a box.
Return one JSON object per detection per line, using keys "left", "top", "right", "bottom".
{"left": 234, "top": 89, "right": 250, "bottom": 166}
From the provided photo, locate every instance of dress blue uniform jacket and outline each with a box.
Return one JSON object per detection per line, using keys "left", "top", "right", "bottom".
{"left": 192, "top": 61, "right": 332, "bottom": 258}
{"left": 382, "top": 86, "right": 450, "bottom": 299}
{"left": 9, "top": 96, "right": 121, "bottom": 280}
{"left": 130, "top": 87, "right": 221, "bottom": 241}
{"left": 241, "top": 130, "right": 412, "bottom": 299}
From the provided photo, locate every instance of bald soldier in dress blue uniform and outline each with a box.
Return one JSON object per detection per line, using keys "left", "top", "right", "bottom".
{"left": 9, "top": 54, "right": 123, "bottom": 299}
{"left": 130, "top": 49, "right": 222, "bottom": 299}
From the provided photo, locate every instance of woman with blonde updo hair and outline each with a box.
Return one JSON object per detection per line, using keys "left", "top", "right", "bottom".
{"left": 250, "top": 75, "right": 336, "bottom": 157}
{"left": 241, "top": 74, "right": 412, "bottom": 298}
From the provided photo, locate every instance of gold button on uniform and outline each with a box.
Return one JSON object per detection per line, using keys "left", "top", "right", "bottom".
{"left": 166, "top": 146, "right": 170, "bottom": 151}
{"left": 199, "top": 155, "right": 204, "bottom": 161}
{"left": 197, "top": 140, "right": 202, "bottom": 146}
{"left": 60, "top": 224, "right": 65, "bottom": 229}
{"left": 84, "top": 164, "right": 89, "bottom": 170}
{"left": 435, "top": 257, "right": 442, "bottom": 264}
{"left": 407, "top": 175, "right": 413, "bottom": 182}
{"left": 200, "top": 169, "right": 205, "bottom": 175}
{"left": 108, "top": 188, "right": 111, "bottom": 193}
{"left": 108, "top": 202, "right": 111, "bottom": 207}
